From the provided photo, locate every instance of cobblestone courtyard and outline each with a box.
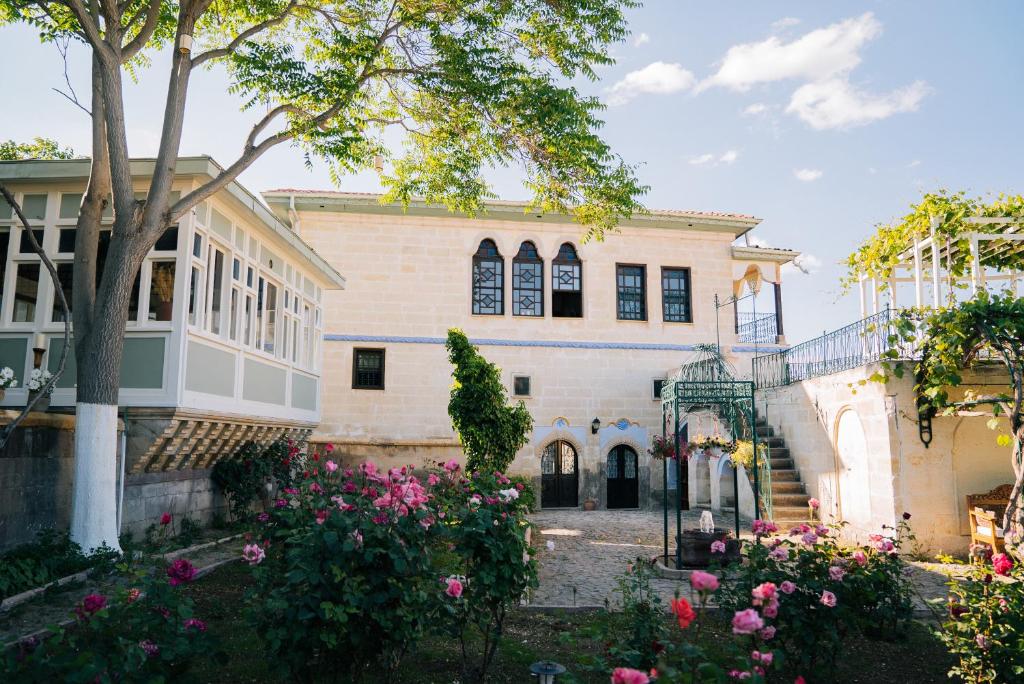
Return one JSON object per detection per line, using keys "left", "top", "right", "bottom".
{"left": 527, "top": 509, "right": 967, "bottom": 616}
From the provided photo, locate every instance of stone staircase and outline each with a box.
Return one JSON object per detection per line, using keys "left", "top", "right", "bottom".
{"left": 755, "top": 417, "right": 812, "bottom": 524}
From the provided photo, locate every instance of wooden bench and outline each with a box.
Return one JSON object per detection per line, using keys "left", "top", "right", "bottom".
{"left": 967, "top": 484, "right": 1013, "bottom": 555}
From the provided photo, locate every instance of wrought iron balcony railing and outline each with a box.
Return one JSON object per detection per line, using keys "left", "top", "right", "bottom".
{"left": 752, "top": 309, "right": 903, "bottom": 389}
{"left": 737, "top": 312, "right": 778, "bottom": 345}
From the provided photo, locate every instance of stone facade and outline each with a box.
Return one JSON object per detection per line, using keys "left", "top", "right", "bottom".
{"left": 265, "top": 192, "right": 793, "bottom": 510}
{"left": 759, "top": 362, "right": 1013, "bottom": 553}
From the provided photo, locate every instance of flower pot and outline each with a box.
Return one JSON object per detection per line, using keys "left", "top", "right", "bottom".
{"left": 676, "top": 528, "right": 741, "bottom": 568}
{"left": 583, "top": 498, "right": 597, "bottom": 511}
{"left": 28, "top": 393, "right": 50, "bottom": 412}
{"left": 155, "top": 300, "right": 173, "bottom": 322}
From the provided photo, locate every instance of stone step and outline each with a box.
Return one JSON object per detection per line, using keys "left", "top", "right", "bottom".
{"left": 771, "top": 506, "right": 812, "bottom": 522}
{"left": 769, "top": 457, "right": 793, "bottom": 470}
{"left": 756, "top": 425, "right": 775, "bottom": 438}
{"left": 773, "top": 493, "right": 811, "bottom": 507}
{"left": 771, "top": 469, "right": 800, "bottom": 482}
{"left": 771, "top": 481, "right": 806, "bottom": 494}
{"left": 768, "top": 446, "right": 789, "bottom": 458}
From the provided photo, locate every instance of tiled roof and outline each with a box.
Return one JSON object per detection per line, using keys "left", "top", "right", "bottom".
{"left": 262, "top": 189, "right": 760, "bottom": 222}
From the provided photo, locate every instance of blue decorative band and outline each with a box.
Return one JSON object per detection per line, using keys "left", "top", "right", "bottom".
{"left": 324, "top": 333, "right": 782, "bottom": 354}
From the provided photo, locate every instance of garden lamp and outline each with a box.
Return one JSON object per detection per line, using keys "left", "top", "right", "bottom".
{"left": 591, "top": 417, "right": 601, "bottom": 434}
{"left": 530, "top": 660, "right": 567, "bottom": 683}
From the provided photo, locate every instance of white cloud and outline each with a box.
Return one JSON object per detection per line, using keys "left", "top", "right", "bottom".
{"left": 606, "top": 61, "right": 695, "bottom": 105}
{"left": 771, "top": 17, "right": 801, "bottom": 31}
{"left": 689, "top": 153, "right": 714, "bottom": 166}
{"left": 785, "top": 253, "right": 823, "bottom": 275}
{"left": 742, "top": 103, "right": 769, "bottom": 116}
{"left": 633, "top": 32, "right": 650, "bottom": 47}
{"left": 697, "top": 13, "right": 881, "bottom": 92}
{"left": 719, "top": 149, "right": 739, "bottom": 164}
{"left": 794, "top": 168, "right": 823, "bottom": 182}
{"left": 786, "top": 78, "right": 930, "bottom": 130}
{"left": 907, "top": 159, "right": 921, "bottom": 167}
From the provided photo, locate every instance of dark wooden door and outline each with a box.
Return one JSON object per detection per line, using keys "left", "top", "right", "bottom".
{"left": 541, "top": 440, "right": 579, "bottom": 508}
{"left": 606, "top": 445, "right": 639, "bottom": 509}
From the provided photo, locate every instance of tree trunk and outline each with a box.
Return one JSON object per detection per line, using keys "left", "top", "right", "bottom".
{"left": 1003, "top": 425, "right": 1024, "bottom": 558}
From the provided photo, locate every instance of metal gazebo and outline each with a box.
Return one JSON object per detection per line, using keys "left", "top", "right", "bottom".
{"left": 659, "top": 368, "right": 760, "bottom": 569}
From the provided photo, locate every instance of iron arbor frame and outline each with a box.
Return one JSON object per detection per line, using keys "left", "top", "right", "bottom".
{"left": 660, "top": 379, "right": 760, "bottom": 569}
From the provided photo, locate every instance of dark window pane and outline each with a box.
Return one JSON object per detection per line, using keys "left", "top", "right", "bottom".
{"left": 229, "top": 288, "right": 239, "bottom": 339}
{"left": 607, "top": 452, "right": 619, "bottom": 479}
{"left": 128, "top": 269, "right": 142, "bottom": 323}
{"left": 472, "top": 240, "right": 503, "bottom": 315}
{"left": 246, "top": 266, "right": 254, "bottom": 288}
{"left": 263, "top": 281, "right": 277, "bottom": 354}
{"left": 19, "top": 229, "right": 44, "bottom": 253}
{"left": 653, "top": 379, "right": 665, "bottom": 400}
{"left": 616, "top": 265, "right": 646, "bottom": 320}
{"left": 232, "top": 258, "right": 241, "bottom": 281}
{"left": 352, "top": 349, "right": 385, "bottom": 389}
{"left": 192, "top": 233, "right": 203, "bottom": 258}
{"left": 95, "top": 231, "right": 111, "bottom": 290}
{"left": 149, "top": 262, "right": 176, "bottom": 322}
{"left": 188, "top": 266, "right": 201, "bottom": 325}
{"left": 662, "top": 268, "right": 692, "bottom": 322}
{"left": 513, "top": 376, "right": 531, "bottom": 396}
{"left": 13, "top": 263, "right": 40, "bottom": 322}
{"left": 208, "top": 248, "right": 225, "bottom": 334}
{"left": 154, "top": 226, "right": 178, "bottom": 251}
{"left": 0, "top": 232, "right": 9, "bottom": 308}
{"left": 512, "top": 242, "right": 543, "bottom": 317}
{"left": 52, "top": 263, "right": 74, "bottom": 322}
{"left": 58, "top": 228, "right": 76, "bottom": 253}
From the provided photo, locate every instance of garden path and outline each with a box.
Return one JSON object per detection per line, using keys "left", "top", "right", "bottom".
{"left": 527, "top": 509, "right": 965, "bottom": 617}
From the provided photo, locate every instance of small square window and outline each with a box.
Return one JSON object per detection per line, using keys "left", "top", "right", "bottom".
{"left": 154, "top": 226, "right": 178, "bottom": 251}
{"left": 653, "top": 379, "right": 665, "bottom": 400}
{"left": 353, "top": 348, "right": 385, "bottom": 390}
{"left": 192, "top": 233, "right": 203, "bottom": 258}
{"left": 513, "top": 375, "right": 531, "bottom": 397}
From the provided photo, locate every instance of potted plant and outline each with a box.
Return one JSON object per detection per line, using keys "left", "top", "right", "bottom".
{"left": 0, "top": 366, "right": 17, "bottom": 402}
{"left": 26, "top": 368, "right": 54, "bottom": 411}
{"left": 151, "top": 264, "right": 175, "bottom": 321}
{"left": 583, "top": 498, "right": 598, "bottom": 511}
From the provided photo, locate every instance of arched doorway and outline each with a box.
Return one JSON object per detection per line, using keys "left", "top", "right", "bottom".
{"left": 606, "top": 445, "right": 639, "bottom": 509}
{"left": 541, "top": 440, "right": 579, "bottom": 508}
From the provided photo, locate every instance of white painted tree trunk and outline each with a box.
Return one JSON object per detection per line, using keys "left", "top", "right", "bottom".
{"left": 70, "top": 403, "right": 123, "bottom": 553}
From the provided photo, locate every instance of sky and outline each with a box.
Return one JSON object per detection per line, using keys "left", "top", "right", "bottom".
{"left": 2, "top": 2, "right": 1023, "bottom": 344}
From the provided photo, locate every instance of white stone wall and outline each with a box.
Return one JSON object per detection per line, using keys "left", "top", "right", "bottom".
{"left": 296, "top": 208, "right": 751, "bottom": 508}
{"left": 761, "top": 363, "right": 1014, "bottom": 553}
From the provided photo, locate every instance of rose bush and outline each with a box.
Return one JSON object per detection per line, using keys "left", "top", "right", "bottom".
{"left": 244, "top": 450, "right": 535, "bottom": 683}
{"left": 941, "top": 551, "right": 1024, "bottom": 683}
{"left": 1, "top": 559, "right": 213, "bottom": 682}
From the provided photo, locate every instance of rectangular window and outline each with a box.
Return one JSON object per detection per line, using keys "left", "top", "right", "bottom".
{"left": 188, "top": 266, "right": 202, "bottom": 326}
{"left": 58, "top": 228, "right": 77, "bottom": 253}
{"left": 303, "top": 304, "right": 312, "bottom": 367}
{"left": 263, "top": 280, "right": 278, "bottom": 354}
{"left": 229, "top": 287, "right": 240, "bottom": 340}
{"left": 206, "top": 247, "right": 225, "bottom": 334}
{"left": 512, "top": 260, "right": 543, "bottom": 317}
{"left": 232, "top": 258, "right": 241, "bottom": 281}
{"left": 256, "top": 277, "right": 265, "bottom": 348}
{"left": 13, "top": 263, "right": 40, "bottom": 323}
{"left": 18, "top": 229, "right": 44, "bottom": 253}
{"left": 52, "top": 262, "right": 74, "bottom": 322}
{"left": 653, "top": 379, "right": 665, "bottom": 401}
{"left": 662, "top": 267, "right": 692, "bottom": 323}
{"left": 154, "top": 226, "right": 178, "bottom": 251}
{"left": 243, "top": 294, "right": 254, "bottom": 346}
{"left": 352, "top": 348, "right": 385, "bottom": 389}
{"left": 291, "top": 318, "right": 299, "bottom": 363}
{"left": 246, "top": 266, "right": 254, "bottom": 288}
{"left": 616, "top": 264, "right": 647, "bottom": 320}
{"left": 192, "top": 232, "right": 203, "bottom": 258}
{"left": 513, "top": 375, "right": 531, "bottom": 396}
{"left": 471, "top": 257, "right": 504, "bottom": 315}
{"left": 149, "top": 262, "right": 176, "bottom": 322}
{"left": 552, "top": 263, "right": 582, "bottom": 318}
{"left": 0, "top": 232, "right": 8, "bottom": 310}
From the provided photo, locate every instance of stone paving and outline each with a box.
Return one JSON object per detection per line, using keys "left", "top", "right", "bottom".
{"left": 527, "top": 508, "right": 965, "bottom": 617}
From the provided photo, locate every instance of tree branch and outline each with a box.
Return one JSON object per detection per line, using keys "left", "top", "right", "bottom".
{"left": 190, "top": 0, "right": 299, "bottom": 68}
{"left": 121, "top": 0, "right": 162, "bottom": 61}
{"left": 0, "top": 185, "right": 71, "bottom": 448}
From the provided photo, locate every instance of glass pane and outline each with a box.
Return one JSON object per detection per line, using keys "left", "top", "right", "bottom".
{"left": 606, "top": 453, "right": 619, "bottom": 479}
{"left": 291, "top": 319, "right": 299, "bottom": 363}
{"left": 624, "top": 449, "right": 637, "bottom": 479}
{"left": 59, "top": 193, "right": 82, "bottom": 219}
{"left": 472, "top": 257, "right": 503, "bottom": 315}
{"left": 243, "top": 294, "right": 254, "bottom": 345}
{"left": 560, "top": 443, "right": 576, "bottom": 474}
{"left": 256, "top": 277, "right": 265, "bottom": 348}
{"left": 616, "top": 265, "right": 646, "bottom": 320}
{"left": 95, "top": 231, "right": 111, "bottom": 289}
{"left": 51, "top": 262, "right": 74, "bottom": 322}
{"left": 354, "top": 350, "right": 383, "bottom": 387}
{"left": 19, "top": 229, "right": 44, "bottom": 253}
{"left": 0, "top": 232, "right": 9, "bottom": 307}
{"left": 263, "top": 281, "right": 277, "bottom": 354}
{"left": 512, "top": 260, "right": 542, "bottom": 316}
{"left": 149, "top": 262, "right": 176, "bottom": 322}
{"left": 58, "top": 228, "right": 76, "bottom": 253}
{"left": 207, "top": 248, "right": 224, "bottom": 334}
{"left": 662, "top": 268, "right": 691, "bottom": 322}
{"left": 23, "top": 195, "right": 47, "bottom": 221}
{"left": 303, "top": 305, "right": 312, "bottom": 366}
{"left": 192, "top": 232, "right": 203, "bottom": 258}
{"left": 246, "top": 266, "right": 254, "bottom": 288}
{"left": 541, "top": 445, "right": 555, "bottom": 474}
{"left": 188, "top": 266, "right": 201, "bottom": 325}
{"left": 13, "top": 263, "right": 40, "bottom": 322}
{"left": 232, "top": 258, "right": 241, "bottom": 281}
{"left": 229, "top": 288, "right": 239, "bottom": 339}
{"left": 154, "top": 226, "right": 178, "bottom": 251}
{"left": 128, "top": 270, "right": 141, "bottom": 323}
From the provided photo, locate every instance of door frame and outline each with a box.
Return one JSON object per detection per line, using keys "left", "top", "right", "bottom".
{"left": 606, "top": 444, "right": 640, "bottom": 509}
{"left": 541, "top": 439, "right": 580, "bottom": 509}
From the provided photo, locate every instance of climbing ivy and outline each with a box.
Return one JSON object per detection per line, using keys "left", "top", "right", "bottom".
{"left": 843, "top": 191, "right": 1024, "bottom": 289}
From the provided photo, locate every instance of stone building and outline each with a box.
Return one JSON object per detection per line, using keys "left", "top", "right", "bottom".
{"left": 0, "top": 157, "right": 344, "bottom": 548}
{"left": 263, "top": 190, "right": 796, "bottom": 510}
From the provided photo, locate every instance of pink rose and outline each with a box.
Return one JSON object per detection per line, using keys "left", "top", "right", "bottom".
{"left": 76, "top": 593, "right": 107, "bottom": 619}
{"left": 829, "top": 566, "right": 846, "bottom": 582}
{"left": 762, "top": 599, "right": 779, "bottom": 618}
{"left": 768, "top": 546, "right": 789, "bottom": 562}
{"left": 166, "top": 559, "right": 196, "bottom": 586}
{"left": 732, "top": 608, "right": 764, "bottom": 635}
{"left": 315, "top": 509, "right": 329, "bottom": 525}
{"left": 808, "top": 498, "right": 820, "bottom": 509}
{"left": 690, "top": 570, "right": 720, "bottom": 592}
{"left": 992, "top": 553, "right": 1014, "bottom": 577}
{"left": 751, "top": 582, "right": 777, "bottom": 604}
{"left": 443, "top": 459, "right": 460, "bottom": 473}
{"left": 325, "top": 460, "right": 338, "bottom": 473}
{"left": 752, "top": 519, "right": 778, "bottom": 536}
{"left": 160, "top": 512, "right": 172, "bottom": 526}
{"left": 820, "top": 590, "right": 837, "bottom": 607}
{"left": 711, "top": 540, "right": 727, "bottom": 554}
{"left": 242, "top": 543, "right": 265, "bottom": 565}
{"left": 428, "top": 473, "right": 440, "bottom": 486}
{"left": 444, "top": 576, "right": 463, "bottom": 598}
{"left": 759, "top": 625, "right": 776, "bottom": 640}
{"left": 611, "top": 667, "right": 650, "bottom": 684}
{"left": 801, "top": 532, "right": 818, "bottom": 546}
{"left": 852, "top": 550, "right": 867, "bottom": 566}
{"left": 184, "top": 618, "right": 207, "bottom": 632}
{"left": 779, "top": 580, "right": 797, "bottom": 595}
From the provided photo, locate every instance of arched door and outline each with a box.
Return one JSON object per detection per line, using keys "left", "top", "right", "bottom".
{"left": 607, "top": 445, "right": 639, "bottom": 509}
{"left": 541, "top": 440, "right": 579, "bottom": 508}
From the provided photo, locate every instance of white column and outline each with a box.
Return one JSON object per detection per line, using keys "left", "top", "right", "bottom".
{"left": 912, "top": 238, "right": 924, "bottom": 308}
{"left": 70, "top": 403, "right": 124, "bottom": 553}
{"left": 858, "top": 275, "right": 867, "bottom": 318}
{"left": 969, "top": 235, "right": 981, "bottom": 295}
{"left": 929, "top": 217, "right": 942, "bottom": 308}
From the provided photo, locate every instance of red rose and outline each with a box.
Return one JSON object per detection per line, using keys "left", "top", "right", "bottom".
{"left": 160, "top": 513, "right": 172, "bottom": 525}
{"left": 992, "top": 553, "right": 1014, "bottom": 577}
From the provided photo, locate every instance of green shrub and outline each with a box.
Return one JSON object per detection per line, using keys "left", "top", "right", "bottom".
{"left": 508, "top": 474, "right": 537, "bottom": 512}
{"left": 211, "top": 438, "right": 302, "bottom": 521}
{"left": 446, "top": 329, "right": 533, "bottom": 473}
{"left": 1, "top": 559, "right": 215, "bottom": 682}
{"left": 0, "top": 530, "right": 117, "bottom": 601}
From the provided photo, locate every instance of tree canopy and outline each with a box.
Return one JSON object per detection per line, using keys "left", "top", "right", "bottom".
{"left": 0, "top": 137, "right": 74, "bottom": 160}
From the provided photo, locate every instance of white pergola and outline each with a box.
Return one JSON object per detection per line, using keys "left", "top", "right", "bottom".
{"left": 857, "top": 216, "right": 1024, "bottom": 318}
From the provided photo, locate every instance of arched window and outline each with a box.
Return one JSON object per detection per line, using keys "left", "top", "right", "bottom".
{"left": 512, "top": 241, "right": 543, "bottom": 316}
{"left": 472, "top": 239, "right": 504, "bottom": 315}
{"left": 552, "top": 242, "right": 582, "bottom": 317}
